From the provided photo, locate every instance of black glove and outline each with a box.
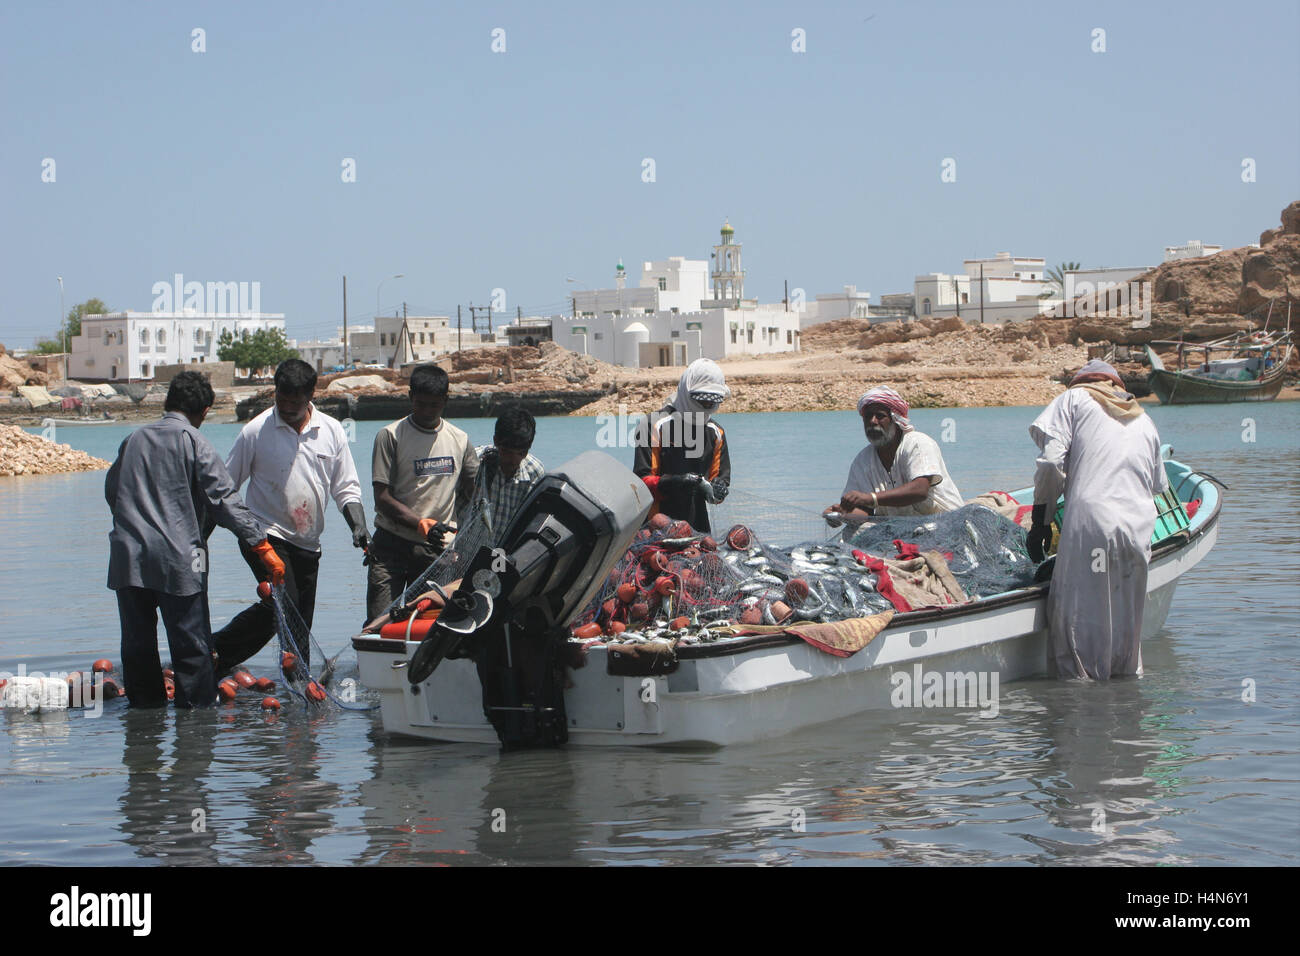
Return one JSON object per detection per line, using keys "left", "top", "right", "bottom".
{"left": 343, "top": 502, "right": 372, "bottom": 552}
{"left": 708, "top": 478, "right": 728, "bottom": 504}
{"left": 1026, "top": 503, "right": 1051, "bottom": 563}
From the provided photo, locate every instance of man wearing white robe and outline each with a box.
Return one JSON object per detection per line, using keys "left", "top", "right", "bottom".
{"left": 1027, "top": 360, "right": 1168, "bottom": 680}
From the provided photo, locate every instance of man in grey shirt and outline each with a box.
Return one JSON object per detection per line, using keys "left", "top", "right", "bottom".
{"left": 106, "top": 372, "right": 284, "bottom": 707}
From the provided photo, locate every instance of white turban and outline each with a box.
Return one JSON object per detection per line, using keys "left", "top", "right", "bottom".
{"left": 672, "top": 359, "right": 730, "bottom": 419}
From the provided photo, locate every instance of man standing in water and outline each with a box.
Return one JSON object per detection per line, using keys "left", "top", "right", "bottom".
{"left": 212, "top": 359, "right": 368, "bottom": 672}
{"left": 106, "top": 371, "right": 284, "bottom": 707}
{"left": 825, "top": 385, "right": 963, "bottom": 525}
{"left": 366, "top": 364, "right": 479, "bottom": 622}
{"left": 1026, "top": 359, "right": 1167, "bottom": 679}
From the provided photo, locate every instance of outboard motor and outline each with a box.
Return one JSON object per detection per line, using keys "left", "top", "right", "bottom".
{"left": 407, "top": 451, "right": 651, "bottom": 749}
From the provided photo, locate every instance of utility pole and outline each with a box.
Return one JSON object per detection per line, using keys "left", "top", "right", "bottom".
{"left": 457, "top": 305, "right": 462, "bottom": 353}
{"left": 953, "top": 277, "right": 960, "bottom": 318}
{"left": 342, "top": 275, "right": 348, "bottom": 367}
{"left": 979, "top": 263, "right": 985, "bottom": 325}
{"left": 468, "top": 304, "right": 492, "bottom": 337}
{"left": 784, "top": 279, "right": 789, "bottom": 313}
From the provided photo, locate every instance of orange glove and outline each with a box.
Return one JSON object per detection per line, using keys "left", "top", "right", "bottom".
{"left": 252, "top": 539, "right": 286, "bottom": 586}
{"left": 417, "top": 518, "right": 439, "bottom": 540}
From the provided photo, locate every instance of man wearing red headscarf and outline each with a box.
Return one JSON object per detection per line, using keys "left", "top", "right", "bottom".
{"left": 824, "top": 385, "right": 964, "bottom": 526}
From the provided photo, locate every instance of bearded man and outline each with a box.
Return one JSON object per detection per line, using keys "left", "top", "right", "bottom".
{"left": 825, "top": 385, "right": 964, "bottom": 525}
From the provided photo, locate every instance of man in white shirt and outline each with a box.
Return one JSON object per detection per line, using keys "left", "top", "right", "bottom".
{"left": 212, "top": 359, "right": 369, "bottom": 672}
{"left": 825, "top": 385, "right": 964, "bottom": 525}
{"left": 1026, "top": 359, "right": 1167, "bottom": 680}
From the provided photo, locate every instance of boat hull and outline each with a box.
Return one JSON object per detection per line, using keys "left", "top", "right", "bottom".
{"left": 1147, "top": 346, "right": 1291, "bottom": 405}
{"left": 356, "top": 489, "right": 1219, "bottom": 747}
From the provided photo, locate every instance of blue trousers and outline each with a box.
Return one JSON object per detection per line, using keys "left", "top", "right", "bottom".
{"left": 116, "top": 587, "right": 214, "bottom": 708}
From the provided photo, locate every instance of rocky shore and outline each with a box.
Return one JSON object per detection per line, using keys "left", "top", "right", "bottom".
{"left": 0, "top": 425, "right": 110, "bottom": 477}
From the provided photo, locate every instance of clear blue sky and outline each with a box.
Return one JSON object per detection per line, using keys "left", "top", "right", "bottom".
{"left": 2, "top": 0, "right": 1297, "bottom": 347}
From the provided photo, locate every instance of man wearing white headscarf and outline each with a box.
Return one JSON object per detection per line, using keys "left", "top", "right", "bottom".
{"left": 633, "top": 359, "right": 731, "bottom": 533}
{"left": 1027, "top": 360, "right": 1167, "bottom": 680}
{"left": 825, "top": 385, "right": 964, "bottom": 524}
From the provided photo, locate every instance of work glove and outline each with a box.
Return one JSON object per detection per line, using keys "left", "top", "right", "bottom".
{"left": 1026, "top": 503, "right": 1052, "bottom": 563}
{"left": 417, "top": 517, "right": 453, "bottom": 553}
{"left": 705, "top": 478, "right": 728, "bottom": 504}
{"left": 252, "top": 539, "right": 286, "bottom": 586}
{"left": 343, "top": 502, "right": 372, "bottom": 552}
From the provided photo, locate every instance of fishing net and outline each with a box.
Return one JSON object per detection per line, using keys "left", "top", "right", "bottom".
{"left": 838, "top": 503, "right": 1036, "bottom": 599}
{"left": 568, "top": 500, "right": 1036, "bottom": 645}
{"left": 271, "top": 586, "right": 376, "bottom": 711}
{"left": 385, "top": 498, "right": 496, "bottom": 617}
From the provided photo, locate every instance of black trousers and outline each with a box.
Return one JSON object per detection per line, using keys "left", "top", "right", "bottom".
{"left": 365, "top": 526, "right": 441, "bottom": 622}
{"left": 117, "top": 587, "right": 213, "bottom": 708}
{"left": 212, "top": 534, "right": 320, "bottom": 673}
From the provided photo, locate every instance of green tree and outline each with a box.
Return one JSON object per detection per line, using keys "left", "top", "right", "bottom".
{"left": 217, "top": 327, "right": 298, "bottom": 375}
{"left": 1041, "top": 262, "right": 1083, "bottom": 298}
{"left": 33, "top": 297, "right": 111, "bottom": 352}
{"left": 63, "top": 298, "right": 110, "bottom": 341}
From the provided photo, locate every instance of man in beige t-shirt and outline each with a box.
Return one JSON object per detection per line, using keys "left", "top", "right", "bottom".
{"left": 366, "top": 365, "right": 478, "bottom": 620}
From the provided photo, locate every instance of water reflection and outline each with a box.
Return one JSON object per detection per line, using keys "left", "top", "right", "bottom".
{"left": 118, "top": 708, "right": 219, "bottom": 864}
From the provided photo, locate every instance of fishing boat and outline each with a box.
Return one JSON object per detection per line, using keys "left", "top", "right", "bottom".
{"left": 1146, "top": 329, "right": 1292, "bottom": 405}
{"left": 39, "top": 416, "right": 118, "bottom": 426}
{"left": 354, "top": 451, "right": 1221, "bottom": 748}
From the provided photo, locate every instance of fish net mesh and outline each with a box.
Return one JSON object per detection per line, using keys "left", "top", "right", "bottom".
{"left": 570, "top": 501, "right": 1035, "bottom": 640}
{"left": 839, "top": 503, "right": 1036, "bottom": 598}
{"left": 271, "top": 587, "right": 374, "bottom": 711}
{"left": 386, "top": 499, "right": 496, "bottom": 616}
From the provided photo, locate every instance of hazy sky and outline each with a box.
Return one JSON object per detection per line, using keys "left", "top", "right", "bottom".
{"left": 3, "top": 0, "right": 1297, "bottom": 346}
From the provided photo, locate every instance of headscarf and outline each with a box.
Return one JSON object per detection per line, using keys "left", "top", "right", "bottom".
{"left": 1069, "top": 360, "right": 1142, "bottom": 420}
{"left": 856, "top": 385, "right": 914, "bottom": 433}
{"left": 672, "top": 358, "right": 730, "bottom": 420}
{"left": 1070, "top": 359, "right": 1125, "bottom": 388}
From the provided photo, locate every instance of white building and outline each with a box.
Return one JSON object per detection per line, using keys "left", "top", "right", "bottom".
{"left": 915, "top": 252, "right": 1053, "bottom": 324}
{"left": 68, "top": 311, "right": 286, "bottom": 381}
{"left": 1163, "top": 240, "right": 1223, "bottom": 262}
{"left": 295, "top": 325, "right": 376, "bottom": 372}
{"left": 556, "top": 222, "right": 802, "bottom": 368}
{"left": 802, "top": 285, "right": 873, "bottom": 327}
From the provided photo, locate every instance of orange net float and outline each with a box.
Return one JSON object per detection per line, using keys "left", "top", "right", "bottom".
{"left": 304, "top": 681, "right": 326, "bottom": 703}
{"left": 232, "top": 669, "right": 256, "bottom": 689}
{"left": 253, "top": 676, "right": 275, "bottom": 692}
{"left": 261, "top": 696, "right": 281, "bottom": 711}
{"left": 280, "top": 652, "right": 298, "bottom": 677}
{"left": 217, "top": 679, "right": 239, "bottom": 702}
{"left": 92, "top": 659, "right": 114, "bottom": 674}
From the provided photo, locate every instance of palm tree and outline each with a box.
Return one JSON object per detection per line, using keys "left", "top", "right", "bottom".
{"left": 1041, "top": 262, "right": 1082, "bottom": 299}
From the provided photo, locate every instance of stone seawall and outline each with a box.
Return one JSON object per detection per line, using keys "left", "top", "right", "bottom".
{"left": 236, "top": 388, "right": 609, "bottom": 422}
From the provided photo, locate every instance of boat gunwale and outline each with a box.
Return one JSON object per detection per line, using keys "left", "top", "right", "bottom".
{"left": 352, "top": 471, "right": 1223, "bottom": 664}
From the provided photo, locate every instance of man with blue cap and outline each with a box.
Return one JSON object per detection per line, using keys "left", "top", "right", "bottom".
{"left": 1027, "top": 359, "right": 1168, "bottom": 679}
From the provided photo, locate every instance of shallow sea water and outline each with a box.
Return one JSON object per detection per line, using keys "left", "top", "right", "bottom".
{"left": 1, "top": 402, "right": 1296, "bottom": 865}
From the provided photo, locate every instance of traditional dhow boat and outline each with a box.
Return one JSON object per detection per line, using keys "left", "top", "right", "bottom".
{"left": 1146, "top": 330, "right": 1292, "bottom": 405}
{"left": 354, "top": 451, "right": 1221, "bottom": 748}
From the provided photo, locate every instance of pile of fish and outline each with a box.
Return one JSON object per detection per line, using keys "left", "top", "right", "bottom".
{"left": 570, "top": 513, "right": 897, "bottom": 647}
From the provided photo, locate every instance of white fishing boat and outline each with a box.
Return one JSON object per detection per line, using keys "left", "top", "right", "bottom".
{"left": 354, "top": 452, "right": 1220, "bottom": 748}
